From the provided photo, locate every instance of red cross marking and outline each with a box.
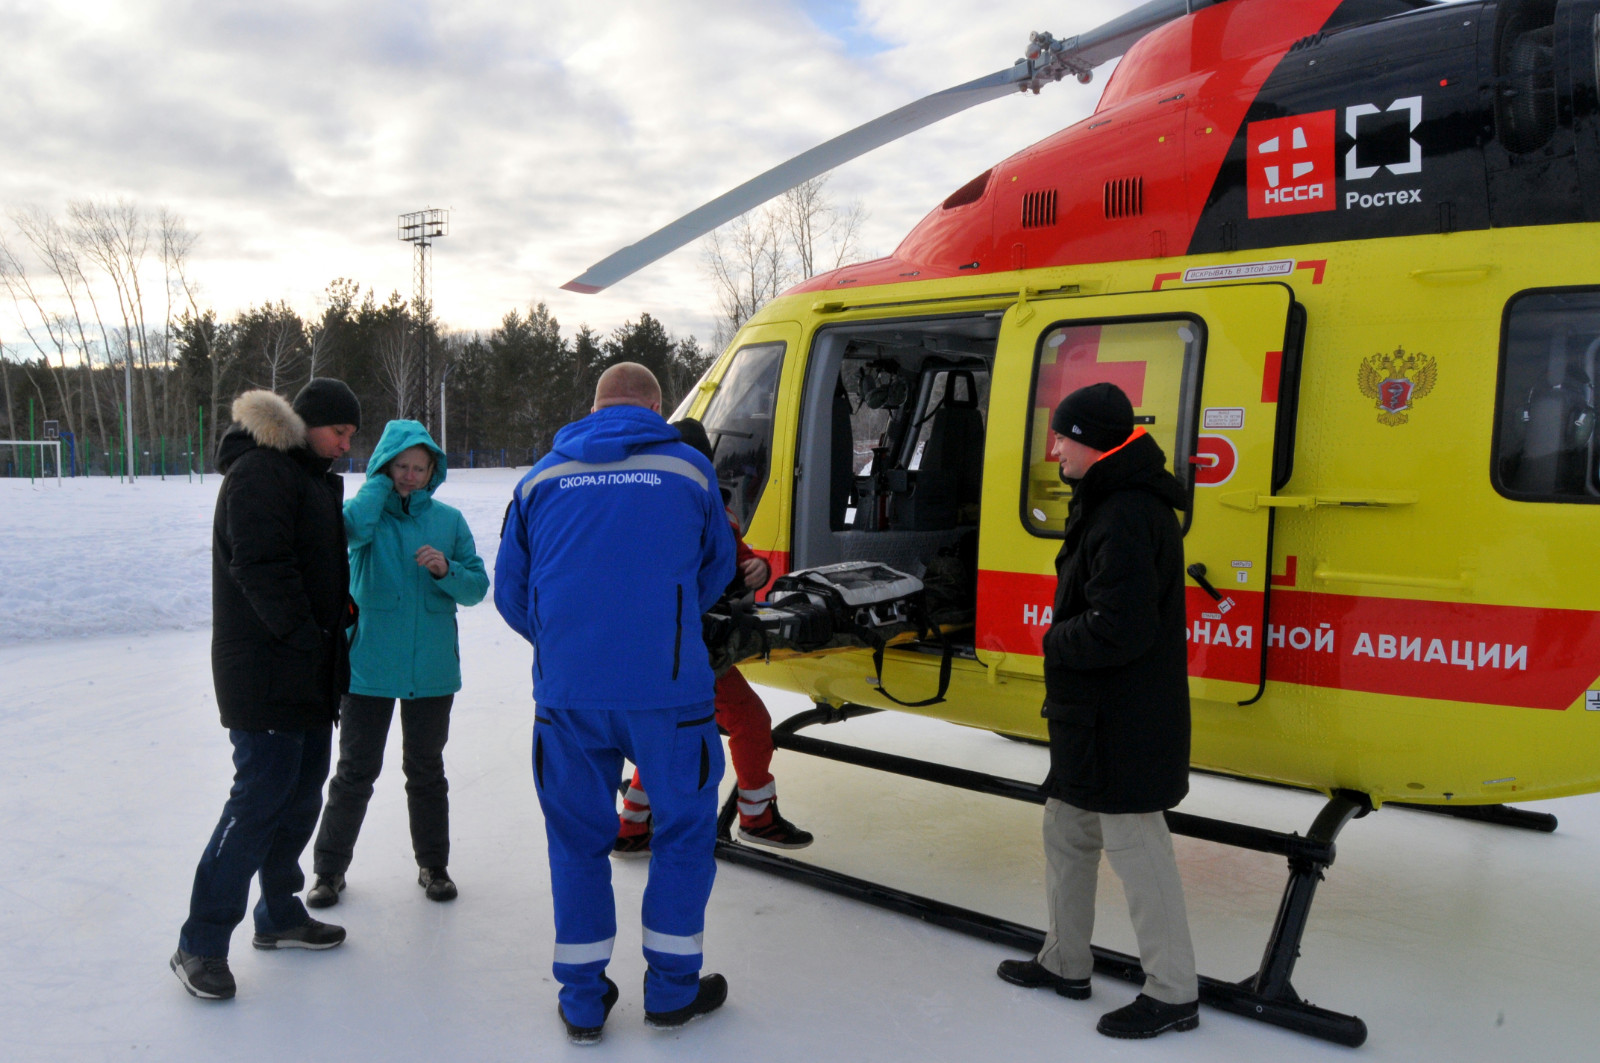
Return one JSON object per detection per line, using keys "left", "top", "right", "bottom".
{"left": 1035, "top": 325, "right": 1148, "bottom": 412}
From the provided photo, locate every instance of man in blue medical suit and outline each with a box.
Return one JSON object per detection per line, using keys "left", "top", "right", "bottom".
{"left": 495, "top": 362, "right": 736, "bottom": 1045}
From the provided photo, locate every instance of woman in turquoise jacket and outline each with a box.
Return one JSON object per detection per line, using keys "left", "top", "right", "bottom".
{"left": 308, "top": 420, "right": 488, "bottom": 907}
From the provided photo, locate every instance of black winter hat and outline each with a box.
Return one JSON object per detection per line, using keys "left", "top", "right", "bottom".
{"left": 673, "top": 417, "right": 714, "bottom": 463}
{"left": 293, "top": 378, "right": 362, "bottom": 430}
{"left": 1051, "top": 382, "right": 1134, "bottom": 452}
{"left": 674, "top": 417, "right": 733, "bottom": 504}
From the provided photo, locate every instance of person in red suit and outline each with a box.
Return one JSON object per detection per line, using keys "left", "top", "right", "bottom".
{"left": 614, "top": 419, "right": 811, "bottom": 856}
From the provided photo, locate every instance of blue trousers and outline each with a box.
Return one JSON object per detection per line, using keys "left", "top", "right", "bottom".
{"left": 533, "top": 702, "right": 723, "bottom": 1025}
{"left": 179, "top": 726, "right": 332, "bottom": 957}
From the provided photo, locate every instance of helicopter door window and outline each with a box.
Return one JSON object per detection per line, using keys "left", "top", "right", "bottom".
{"left": 1493, "top": 290, "right": 1600, "bottom": 501}
{"left": 699, "top": 340, "right": 786, "bottom": 530}
{"left": 1022, "top": 318, "right": 1199, "bottom": 536}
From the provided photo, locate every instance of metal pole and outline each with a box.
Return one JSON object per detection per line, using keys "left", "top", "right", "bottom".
{"left": 124, "top": 341, "right": 135, "bottom": 483}
{"left": 27, "top": 397, "right": 34, "bottom": 483}
{"left": 440, "top": 362, "right": 454, "bottom": 454}
{"left": 198, "top": 405, "right": 205, "bottom": 483}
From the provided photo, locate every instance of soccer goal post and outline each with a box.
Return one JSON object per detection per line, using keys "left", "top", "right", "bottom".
{"left": 0, "top": 440, "right": 63, "bottom": 484}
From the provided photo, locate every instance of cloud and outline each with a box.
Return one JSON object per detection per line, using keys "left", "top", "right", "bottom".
{"left": 0, "top": 0, "right": 1141, "bottom": 343}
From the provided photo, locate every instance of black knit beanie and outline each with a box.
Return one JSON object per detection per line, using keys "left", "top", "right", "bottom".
{"left": 293, "top": 378, "right": 362, "bottom": 430}
{"left": 673, "top": 418, "right": 714, "bottom": 463}
{"left": 1051, "top": 382, "right": 1134, "bottom": 452}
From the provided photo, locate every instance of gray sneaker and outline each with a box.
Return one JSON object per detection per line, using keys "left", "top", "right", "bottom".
{"left": 251, "top": 917, "right": 346, "bottom": 950}
{"left": 170, "top": 949, "right": 236, "bottom": 999}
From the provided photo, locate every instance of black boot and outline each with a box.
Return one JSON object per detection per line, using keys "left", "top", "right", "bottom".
{"left": 306, "top": 873, "right": 344, "bottom": 909}
{"left": 1096, "top": 994, "right": 1199, "bottom": 1039}
{"left": 644, "top": 973, "right": 727, "bottom": 1030}
{"left": 418, "top": 866, "right": 457, "bottom": 901}
{"left": 559, "top": 975, "right": 620, "bottom": 1045}
{"left": 996, "top": 958, "right": 1091, "bottom": 999}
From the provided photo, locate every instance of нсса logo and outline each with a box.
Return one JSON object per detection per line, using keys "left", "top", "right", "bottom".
{"left": 1248, "top": 110, "right": 1336, "bottom": 218}
{"left": 1247, "top": 96, "right": 1424, "bottom": 218}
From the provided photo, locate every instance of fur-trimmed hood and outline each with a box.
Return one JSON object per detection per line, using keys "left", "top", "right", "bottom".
{"left": 232, "top": 390, "right": 307, "bottom": 452}
{"left": 216, "top": 390, "right": 312, "bottom": 474}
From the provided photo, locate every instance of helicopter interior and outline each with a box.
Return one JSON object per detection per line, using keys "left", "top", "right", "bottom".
{"left": 1495, "top": 289, "right": 1600, "bottom": 501}
{"left": 789, "top": 314, "right": 999, "bottom": 637}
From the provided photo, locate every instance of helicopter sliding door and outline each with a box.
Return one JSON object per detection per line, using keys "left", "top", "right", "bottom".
{"left": 976, "top": 283, "right": 1297, "bottom": 705}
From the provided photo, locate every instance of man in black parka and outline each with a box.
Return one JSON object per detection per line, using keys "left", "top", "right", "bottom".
{"left": 171, "top": 380, "right": 360, "bottom": 1001}
{"left": 996, "top": 382, "right": 1200, "bottom": 1039}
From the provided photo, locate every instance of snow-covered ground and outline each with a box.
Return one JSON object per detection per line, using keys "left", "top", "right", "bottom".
{"left": 3, "top": 470, "right": 1598, "bottom": 1062}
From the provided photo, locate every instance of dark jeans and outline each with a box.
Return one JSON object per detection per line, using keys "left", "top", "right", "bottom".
{"left": 313, "top": 693, "right": 453, "bottom": 874}
{"left": 179, "top": 725, "right": 333, "bottom": 958}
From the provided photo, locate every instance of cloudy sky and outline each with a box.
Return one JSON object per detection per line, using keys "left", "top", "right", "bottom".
{"left": 1, "top": 0, "right": 1138, "bottom": 347}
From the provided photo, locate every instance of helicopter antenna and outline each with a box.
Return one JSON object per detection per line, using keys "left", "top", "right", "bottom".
{"left": 562, "top": 0, "right": 1226, "bottom": 294}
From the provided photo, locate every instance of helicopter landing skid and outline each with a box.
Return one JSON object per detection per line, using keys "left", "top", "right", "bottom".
{"left": 713, "top": 703, "right": 1370, "bottom": 1047}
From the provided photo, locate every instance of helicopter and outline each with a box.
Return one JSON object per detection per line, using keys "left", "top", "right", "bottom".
{"left": 562, "top": 0, "right": 1600, "bottom": 1045}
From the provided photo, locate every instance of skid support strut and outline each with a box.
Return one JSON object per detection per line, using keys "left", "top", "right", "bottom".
{"left": 714, "top": 703, "right": 1370, "bottom": 1046}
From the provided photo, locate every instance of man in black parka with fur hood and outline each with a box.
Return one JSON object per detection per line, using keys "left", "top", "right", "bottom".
{"left": 995, "top": 383, "right": 1200, "bottom": 1040}
{"left": 171, "top": 380, "right": 361, "bottom": 1002}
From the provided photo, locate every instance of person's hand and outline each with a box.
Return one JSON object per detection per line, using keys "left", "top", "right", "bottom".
{"left": 739, "top": 556, "right": 768, "bottom": 589}
{"left": 416, "top": 545, "right": 449, "bottom": 577}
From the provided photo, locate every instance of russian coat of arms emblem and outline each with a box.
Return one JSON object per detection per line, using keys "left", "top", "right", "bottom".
{"left": 1358, "top": 347, "right": 1437, "bottom": 426}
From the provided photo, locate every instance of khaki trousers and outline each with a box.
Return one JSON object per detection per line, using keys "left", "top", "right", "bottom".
{"left": 1036, "top": 798, "right": 1198, "bottom": 1005}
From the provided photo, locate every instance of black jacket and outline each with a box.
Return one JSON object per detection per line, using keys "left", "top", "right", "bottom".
{"left": 1041, "top": 430, "right": 1191, "bottom": 814}
{"left": 210, "top": 390, "right": 350, "bottom": 730}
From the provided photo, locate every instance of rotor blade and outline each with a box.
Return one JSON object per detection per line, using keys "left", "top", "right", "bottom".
{"left": 560, "top": 63, "right": 1029, "bottom": 294}
{"left": 1052, "top": 0, "right": 1225, "bottom": 70}
{"left": 562, "top": 0, "right": 1228, "bottom": 294}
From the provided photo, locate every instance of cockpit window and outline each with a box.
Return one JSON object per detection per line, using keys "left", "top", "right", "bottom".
{"left": 1494, "top": 290, "right": 1600, "bottom": 502}
{"left": 699, "top": 341, "right": 785, "bottom": 530}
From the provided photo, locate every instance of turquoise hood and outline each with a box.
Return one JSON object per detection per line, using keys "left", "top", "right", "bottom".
{"left": 368, "top": 419, "right": 446, "bottom": 494}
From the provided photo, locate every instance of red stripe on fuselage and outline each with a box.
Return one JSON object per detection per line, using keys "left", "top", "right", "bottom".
{"left": 976, "top": 568, "right": 1600, "bottom": 710}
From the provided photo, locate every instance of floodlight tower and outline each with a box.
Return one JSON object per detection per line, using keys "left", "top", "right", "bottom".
{"left": 397, "top": 208, "right": 448, "bottom": 426}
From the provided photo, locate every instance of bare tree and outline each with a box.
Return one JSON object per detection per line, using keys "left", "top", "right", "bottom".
{"left": 1, "top": 324, "right": 15, "bottom": 471}
{"left": 375, "top": 318, "right": 415, "bottom": 419}
{"left": 704, "top": 211, "right": 788, "bottom": 351}
{"left": 259, "top": 304, "right": 305, "bottom": 393}
{"left": 158, "top": 210, "right": 196, "bottom": 443}
{"left": 779, "top": 176, "right": 866, "bottom": 279}
{"left": 164, "top": 212, "right": 237, "bottom": 456}
{"left": 0, "top": 225, "right": 80, "bottom": 434}
{"left": 70, "top": 199, "right": 158, "bottom": 475}
{"left": 703, "top": 175, "right": 867, "bottom": 349}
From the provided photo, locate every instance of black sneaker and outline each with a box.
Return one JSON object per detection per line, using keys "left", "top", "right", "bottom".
{"left": 612, "top": 829, "right": 652, "bottom": 860}
{"left": 996, "top": 958, "right": 1091, "bottom": 999}
{"left": 559, "top": 975, "right": 620, "bottom": 1046}
{"left": 418, "top": 866, "right": 457, "bottom": 902}
{"left": 170, "top": 949, "right": 235, "bottom": 1000}
{"left": 306, "top": 873, "right": 344, "bottom": 909}
{"left": 644, "top": 973, "right": 727, "bottom": 1030}
{"left": 251, "top": 917, "right": 346, "bottom": 950}
{"left": 1096, "top": 994, "right": 1199, "bottom": 1039}
{"left": 737, "top": 801, "right": 813, "bottom": 850}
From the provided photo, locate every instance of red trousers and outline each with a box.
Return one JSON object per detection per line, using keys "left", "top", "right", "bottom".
{"left": 619, "top": 667, "right": 775, "bottom": 832}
